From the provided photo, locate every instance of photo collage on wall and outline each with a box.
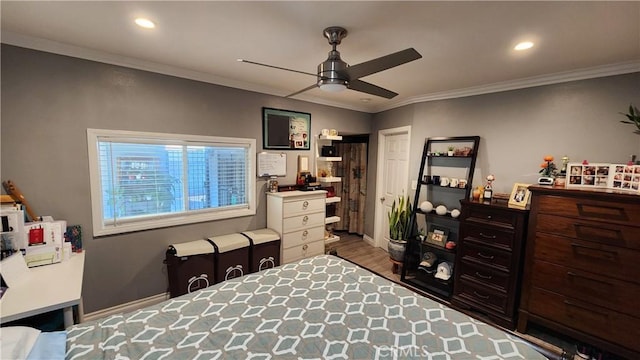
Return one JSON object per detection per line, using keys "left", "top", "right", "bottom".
{"left": 567, "top": 163, "right": 640, "bottom": 192}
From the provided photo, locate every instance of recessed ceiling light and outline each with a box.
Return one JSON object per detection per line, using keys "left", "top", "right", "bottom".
{"left": 135, "top": 18, "right": 156, "bottom": 29}
{"left": 514, "top": 41, "right": 534, "bottom": 51}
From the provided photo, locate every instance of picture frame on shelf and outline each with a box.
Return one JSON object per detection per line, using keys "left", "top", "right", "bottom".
{"left": 508, "top": 183, "right": 531, "bottom": 208}
{"left": 262, "top": 107, "right": 311, "bottom": 150}
{"left": 425, "top": 224, "right": 449, "bottom": 247}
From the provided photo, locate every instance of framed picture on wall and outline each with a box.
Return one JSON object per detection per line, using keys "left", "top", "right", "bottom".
{"left": 262, "top": 107, "right": 311, "bottom": 150}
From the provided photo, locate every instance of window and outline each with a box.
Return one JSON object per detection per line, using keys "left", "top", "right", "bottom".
{"left": 87, "top": 129, "right": 256, "bottom": 236}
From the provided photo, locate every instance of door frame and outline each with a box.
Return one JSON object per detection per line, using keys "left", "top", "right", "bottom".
{"left": 373, "top": 125, "right": 411, "bottom": 249}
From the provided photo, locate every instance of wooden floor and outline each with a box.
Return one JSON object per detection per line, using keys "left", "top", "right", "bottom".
{"left": 326, "top": 232, "right": 401, "bottom": 283}
{"left": 328, "top": 232, "right": 577, "bottom": 360}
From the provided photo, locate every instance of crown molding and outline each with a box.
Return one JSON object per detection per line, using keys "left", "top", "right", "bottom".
{"left": 3, "top": 31, "right": 638, "bottom": 115}
{"left": 373, "top": 61, "right": 640, "bottom": 113}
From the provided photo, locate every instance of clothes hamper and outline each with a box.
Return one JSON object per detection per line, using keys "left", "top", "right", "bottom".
{"left": 208, "top": 233, "right": 250, "bottom": 284}
{"left": 242, "top": 228, "right": 281, "bottom": 273}
{"left": 165, "top": 239, "right": 215, "bottom": 298}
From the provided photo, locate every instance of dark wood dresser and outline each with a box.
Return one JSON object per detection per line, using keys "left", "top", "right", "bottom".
{"left": 452, "top": 199, "right": 529, "bottom": 329}
{"left": 517, "top": 186, "right": 640, "bottom": 359}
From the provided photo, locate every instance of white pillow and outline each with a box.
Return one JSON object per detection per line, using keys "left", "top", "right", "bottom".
{"left": 0, "top": 326, "right": 41, "bottom": 360}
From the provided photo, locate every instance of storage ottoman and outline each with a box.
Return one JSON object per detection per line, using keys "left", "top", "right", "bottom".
{"left": 208, "top": 233, "right": 250, "bottom": 284}
{"left": 242, "top": 228, "right": 281, "bottom": 273}
{"left": 165, "top": 239, "right": 215, "bottom": 298}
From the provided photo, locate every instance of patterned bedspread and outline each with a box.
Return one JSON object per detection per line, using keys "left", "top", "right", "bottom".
{"left": 66, "top": 255, "right": 547, "bottom": 359}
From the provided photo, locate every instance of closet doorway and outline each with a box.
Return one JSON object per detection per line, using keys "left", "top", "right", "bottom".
{"left": 332, "top": 134, "right": 368, "bottom": 236}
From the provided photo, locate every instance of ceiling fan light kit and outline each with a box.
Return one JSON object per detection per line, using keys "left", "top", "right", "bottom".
{"left": 319, "top": 82, "right": 347, "bottom": 92}
{"left": 241, "top": 26, "right": 422, "bottom": 99}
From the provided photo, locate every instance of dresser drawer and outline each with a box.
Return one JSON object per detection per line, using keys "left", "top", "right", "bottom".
{"left": 459, "top": 259, "right": 510, "bottom": 291}
{"left": 282, "top": 212, "right": 325, "bottom": 232}
{"left": 282, "top": 239, "right": 324, "bottom": 263}
{"left": 464, "top": 206, "right": 518, "bottom": 229}
{"left": 531, "top": 261, "right": 640, "bottom": 318}
{"left": 461, "top": 223, "right": 515, "bottom": 250}
{"left": 283, "top": 197, "right": 325, "bottom": 216}
{"left": 533, "top": 232, "right": 640, "bottom": 284}
{"left": 455, "top": 278, "right": 508, "bottom": 314}
{"left": 536, "top": 213, "right": 640, "bottom": 250}
{"left": 528, "top": 287, "right": 640, "bottom": 353}
{"left": 281, "top": 226, "right": 324, "bottom": 249}
{"left": 461, "top": 240, "right": 512, "bottom": 270}
{"left": 536, "top": 195, "right": 640, "bottom": 225}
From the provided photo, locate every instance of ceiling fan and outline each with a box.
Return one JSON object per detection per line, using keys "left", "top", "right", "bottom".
{"left": 238, "top": 26, "right": 422, "bottom": 99}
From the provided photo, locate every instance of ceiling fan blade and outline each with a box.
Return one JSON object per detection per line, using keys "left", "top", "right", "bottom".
{"left": 237, "top": 59, "right": 318, "bottom": 77}
{"left": 344, "top": 48, "right": 422, "bottom": 80}
{"left": 348, "top": 79, "right": 398, "bottom": 99}
{"left": 285, "top": 83, "right": 318, "bottom": 98}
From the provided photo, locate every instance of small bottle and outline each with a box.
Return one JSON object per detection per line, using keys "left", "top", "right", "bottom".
{"left": 268, "top": 176, "right": 278, "bottom": 193}
{"left": 483, "top": 183, "right": 493, "bottom": 202}
{"left": 483, "top": 174, "right": 495, "bottom": 202}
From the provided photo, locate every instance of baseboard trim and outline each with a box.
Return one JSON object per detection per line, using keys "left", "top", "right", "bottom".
{"left": 82, "top": 293, "right": 169, "bottom": 323}
{"left": 363, "top": 234, "right": 376, "bottom": 247}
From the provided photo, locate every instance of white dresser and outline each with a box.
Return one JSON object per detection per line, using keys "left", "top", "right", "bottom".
{"left": 267, "top": 190, "right": 326, "bottom": 264}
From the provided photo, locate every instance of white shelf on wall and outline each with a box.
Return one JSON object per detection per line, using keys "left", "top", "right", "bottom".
{"left": 317, "top": 133, "right": 343, "bottom": 246}
{"left": 318, "top": 176, "right": 342, "bottom": 183}
{"left": 326, "top": 196, "right": 341, "bottom": 204}
{"left": 325, "top": 216, "right": 340, "bottom": 225}
{"left": 317, "top": 156, "right": 342, "bottom": 162}
{"left": 325, "top": 234, "right": 341, "bottom": 244}
{"left": 319, "top": 135, "right": 343, "bottom": 141}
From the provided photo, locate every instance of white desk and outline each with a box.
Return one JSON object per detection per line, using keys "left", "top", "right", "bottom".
{"left": 0, "top": 252, "right": 85, "bottom": 328}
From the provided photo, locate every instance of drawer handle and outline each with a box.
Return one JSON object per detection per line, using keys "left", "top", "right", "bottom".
{"left": 564, "top": 300, "right": 609, "bottom": 318}
{"left": 473, "top": 291, "right": 490, "bottom": 300}
{"left": 302, "top": 215, "right": 309, "bottom": 223}
{"left": 570, "top": 243, "right": 618, "bottom": 261}
{"left": 475, "top": 271, "right": 493, "bottom": 280}
{"left": 479, "top": 232, "right": 497, "bottom": 239}
{"left": 302, "top": 244, "right": 308, "bottom": 251}
{"left": 302, "top": 201, "right": 309, "bottom": 208}
{"left": 486, "top": 215, "right": 492, "bottom": 220}
{"left": 302, "top": 230, "right": 308, "bottom": 237}
{"left": 477, "top": 252, "right": 494, "bottom": 260}
{"left": 567, "top": 271, "right": 611, "bottom": 286}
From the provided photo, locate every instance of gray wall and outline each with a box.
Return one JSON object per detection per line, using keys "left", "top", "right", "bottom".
{"left": 0, "top": 45, "right": 371, "bottom": 312}
{"left": 365, "top": 73, "right": 640, "bottom": 237}
{"left": 3, "top": 43, "right": 639, "bottom": 313}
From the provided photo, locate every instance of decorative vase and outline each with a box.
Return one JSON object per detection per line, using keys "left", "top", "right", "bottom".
{"left": 388, "top": 238, "right": 407, "bottom": 262}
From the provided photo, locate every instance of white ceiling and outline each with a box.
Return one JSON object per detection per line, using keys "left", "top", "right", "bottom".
{"left": 2, "top": 1, "right": 639, "bottom": 113}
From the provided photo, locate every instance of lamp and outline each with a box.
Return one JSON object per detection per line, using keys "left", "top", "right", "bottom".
{"left": 317, "top": 50, "right": 348, "bottom": 93}
{"left": 319, "top": 82, "right": 347, "bottom": 92}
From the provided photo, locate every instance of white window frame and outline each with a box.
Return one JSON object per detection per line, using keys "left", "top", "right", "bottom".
{"left": 87, "top": 128, "right": 256, "bottom": 236}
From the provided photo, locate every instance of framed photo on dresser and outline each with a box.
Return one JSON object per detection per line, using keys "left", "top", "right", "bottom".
{"left": 508, "top": 183, "right": 531, "bottom": 208}
{"left": 566, "top": 163, "right": 640, "bottom": 193}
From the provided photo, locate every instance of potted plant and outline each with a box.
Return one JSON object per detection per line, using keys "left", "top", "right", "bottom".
{"left": 387, "top": 195, "right": 412, "bottom": 262}
{"left": 619, "top": 104, "right": 640, "bottom": 135}
{"left": 538, "top": 155, "right": 558, "bottom": 185}
{"left": 447, "top": 146, "right": 455, "bottom": 156}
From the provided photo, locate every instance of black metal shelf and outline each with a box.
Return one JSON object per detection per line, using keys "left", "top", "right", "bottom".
{"left": 420, "top": 240, "right": 457, "bottom": 254}
{"left": 401, "top": 135, "right": 480, "bottom": 301}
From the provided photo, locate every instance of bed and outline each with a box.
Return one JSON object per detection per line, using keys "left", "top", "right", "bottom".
{"left": 65, "top": 255, "right": 550, "bottom": 359}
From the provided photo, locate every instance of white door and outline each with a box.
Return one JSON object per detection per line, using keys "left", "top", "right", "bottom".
{"left": 374, "top": 126, "right": 411, "bottom": 251}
